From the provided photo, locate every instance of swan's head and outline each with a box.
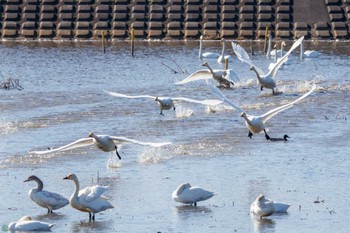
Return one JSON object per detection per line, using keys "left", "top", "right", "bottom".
{"left": 257, "top": 194, "right": 266, "bottom": 201}
{"left": 283, "top": 135, "right": 290, "bottom": 140}
{"left": 240, "top": 112, "right": 246, "bottom": 118}
{"left": 249, "top": 66, "right": 254, "bottom": 71}
{"left": 155, "top": 97, "right": 159, "bottom": 102}
{"left": 88, "top": 132, "right": 95, "bottom": 138}
{"left": 63, "top": 173, "right": 78, "bottom": 181}
{"left": 18, "top": 216, "right": 32, "bottom": 222}
{"left": 200, "top": 35, "right": 203, "bottom": 40}
{"left": 24, "top": 175, "right": 39, "bottom": 183}
{"left": 202, "top": 62, "right": 209, "bottom": 67}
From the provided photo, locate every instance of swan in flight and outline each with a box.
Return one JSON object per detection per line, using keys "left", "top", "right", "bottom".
{"left": 104, "top": 90, "right": 223, "bottom": 116}
{"left": 198, "top": 35, "right": 220, "bottom": 59}
{"left": 232, "top": 36, "right": 304, "bottom": 94}
{"left": 175, "top": 62, "right": 239, "bottom": 88}
{"left": 300, "top": 39, "right": 320, "bottom": 60}
{"left": 8, "top": 216, "right": 55, "bottom": 231}
{"left": 31, "top": 132, "right": 171, "bottom": 159}
{"left": 207, "top": 79, "right": 316, "bottom": 139}
{"left": 250, "top": 194, "right": 291, "bottom": 219}
{"left": 24, "top": 175, "right": 69, "bottom": 213}
{"left": 217, "top": 38, "right": 233, "bottom": 64}
{"left": 172, "top": 183, "right": 214, "bottom": 206}
{"left": 63, "top": 173, "right": 114, "bottom": 221}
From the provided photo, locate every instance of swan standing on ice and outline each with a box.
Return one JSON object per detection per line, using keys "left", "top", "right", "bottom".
{"left": 8, "top": 216, "right": 55, "bottom": 231}
{"left": 104, "top": 90, "right": 222, "bottom": 116}
{"left": 198, "top": 35, "right": 221, "bottom": 59}
{"left": 63, "top": 173, "right": 114, "bottom": 221}
{"left": 217, "top": 38, "right": 233, "bottom": 64}
{"left": 176, "top": 62, "right": 238, "bottom": 88}
{"left": 24, "top": 175, "right": 69, "bottom": 213}
{"left": 232, "top": 36, "right": 304, "bottom": 94}
{"left": 207, "top": 80, "right": 315, "bottom": 139}
{"left": 250, "top": 194, "right": 291, "bottom": 219}
{"left": 172, "top": 183, "right": 215, "bottom": 206}
{"left": 31, "top": 132, "right": 171, "bottom": 159}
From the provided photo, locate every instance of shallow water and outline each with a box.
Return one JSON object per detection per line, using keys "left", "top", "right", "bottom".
{"left": 0, "top": 39, "right": 350, "bottom": 233}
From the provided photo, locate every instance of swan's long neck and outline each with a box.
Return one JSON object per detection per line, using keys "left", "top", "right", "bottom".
{"left": 34, "top": 177, "right": 43, "bottom": 191}
{"left": 220, "top": 40, "right": 226, "bottom": 58}
{"left": 266, "top": 35, "right": 272, "bottom": 58}
{"left": 199, "top": 39, "right": 203, "bottom": 59}
{"left": 242, "top": 114, "right": 253, "bottom": 126}
{"left": 300, "top": 40, "right": 304, "bottom": 60}
{"left": 205, "top": 64, "right": 215, "bottom": 76}
{"left": 251, "top": 67, "right": 262, "bottom": 81}
{"left": 72, "top": 178, "right": 80, "bottom": 199}
{"left": 280, "top": 43, "right": 284, "bottom": 58}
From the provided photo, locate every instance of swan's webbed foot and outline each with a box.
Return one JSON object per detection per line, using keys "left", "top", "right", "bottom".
{"left": 92, "top": 213, "right": 95, "bottom": 221}
{"left": 160, "top": 111, "right": 164, "bottom": 116}
{"left": 264, "top": 129, "right": 270, "bottom": 141}
{"left": 248, "top": 131, "right": 253, "bottom": 138}
{"left": 261, "top": 86, "right": 263, "bottom": 91}
{"left": 115, "top": 146, "right": 121, "bottom": 160}
{"left": 89, "top": 213, "right": 92, "bottom": 222}
{"left": 272, "top": 89, "right": 275, "bottom": 95}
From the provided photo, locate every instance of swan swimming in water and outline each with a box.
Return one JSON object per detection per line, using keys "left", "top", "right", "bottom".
{"left": 104, "top": 90, "right": 223, "bottom": 116}
{"left": 207, "top": 79, "right": 316, "bottom": 140}
{"left": 24, "top": 175, "right": 69, "bottom": 213}
{"left": 250, "top": 194, "right": 291, "bottom": 219}
{"left": 63, "top": 173, "right": 114, "bottom": 221}
{"left": 198, "top": 35, "right": 221, "bottom": 59}
{"left": 8, "top": 216, "right": 55, "bottom": 231}
{"left": 31, "top": 132, "right": 171, "bottom": 159}
{"left": 176, "top": 62, "right": 239, "bottom": 88}
{"left": 232, "top": 36, "right": 304, "bottom": 94}
{"left": 172, "top": 183, "right": 215, "bottom": 206}
{"left": 300, "top": 38, "right": 320, "bottom": 60}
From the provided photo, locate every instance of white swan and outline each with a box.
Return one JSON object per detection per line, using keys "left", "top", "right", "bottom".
{"left": 24, "top": 175, "right": 69, "bottom": 213}
{"left": 232, "top": 36, "right": 304, "bottom": 94}
{"left": 217, "top": 38, "right": 233, "bottom": 64}
{"left": 206, "top": 79, "right": 315, "bottom": 139}
{"left": 31, "top": 132, "right": 171, "bottom": 159}
{"left": 8, "top": 216, "right": 55, "bottom": 231}
{"left": 250, "top": 194, "right": 291, "bottom": 219}
{"left": 63, "top": 173, "right": 114, "bottom": 221}
{"left": 176, "top": 62, "right": 239, "bottom": 88}
{"left": 300, "top": 39, "right": 320, "bottom": 60}
{"left": 172, "top": 183, "right": 214, "bottom": 206}
{"left": 198, "top": 35, "right": 221, "bottom": 59}
{"left": 104, "top": 90, "right": 223, "bottom": 116}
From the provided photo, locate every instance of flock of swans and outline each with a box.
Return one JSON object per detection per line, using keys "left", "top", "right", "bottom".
{"left": 6, "top": 35, "right": 320, "bottom": 230}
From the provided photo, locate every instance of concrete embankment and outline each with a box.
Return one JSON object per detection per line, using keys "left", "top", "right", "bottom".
{"left": 0, "top": 0, "right": 349, "bottom": 40}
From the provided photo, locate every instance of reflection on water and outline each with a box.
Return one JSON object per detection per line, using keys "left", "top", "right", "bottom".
{"left": 70, "top": 219, "right": 114, "bottom": 233}
{"left": 173, "top": 205, "right": 212, "bottom": 214}
{"left": 251, "top": 217, "right": 276, "bottom": 233}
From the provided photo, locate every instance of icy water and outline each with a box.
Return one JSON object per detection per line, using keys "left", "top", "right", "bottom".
{"left": 0, "top": 39, "right": 349, "bottom": 233}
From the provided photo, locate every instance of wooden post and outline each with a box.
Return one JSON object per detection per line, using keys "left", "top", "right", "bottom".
{"left": 102, "top": 31, "right": 105, "bottom": 54}
{"left": 264, "top": 26, "right": 269, "bottom": 54}
{"left": 131, "top": 28, "right": 135, "bottom": 57}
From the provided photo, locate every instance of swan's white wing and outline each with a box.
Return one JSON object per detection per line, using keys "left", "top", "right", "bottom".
{"left": 104, "top": 90, "right": 156, "bottom": 99}
{"left": 206, "top": 79, "right": 245, "bottom": 113}
{"left": 175, "top": 70, "right": 212, "bottom": 85}
{"left": 12, "top": 221, "right": 55, "bottom": 231}
{"left": 268, "top": 36, "right": 304, "bottom": 78}
{"left": 231, "top": 42, "right": 265, "bottom": 75}
{"left": 35, "top": 190, "right": 69, "bottom": 207}
{"left": 31, "top": 138, "right": 94, "bottom": 155}
{"left": 109, "top": 136, "right": 172, "bottom": 147}
{"left": 261, "top": 84, "right": 315, "bottom": 123}
{"left": 171, "top": 97, "right": 223, "bottom": 106}
{"left": 224, "top": 69, "right": 240, "bottom": 82}
{"left": 79, "top": 185, "right": 108, "bottom": 203}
